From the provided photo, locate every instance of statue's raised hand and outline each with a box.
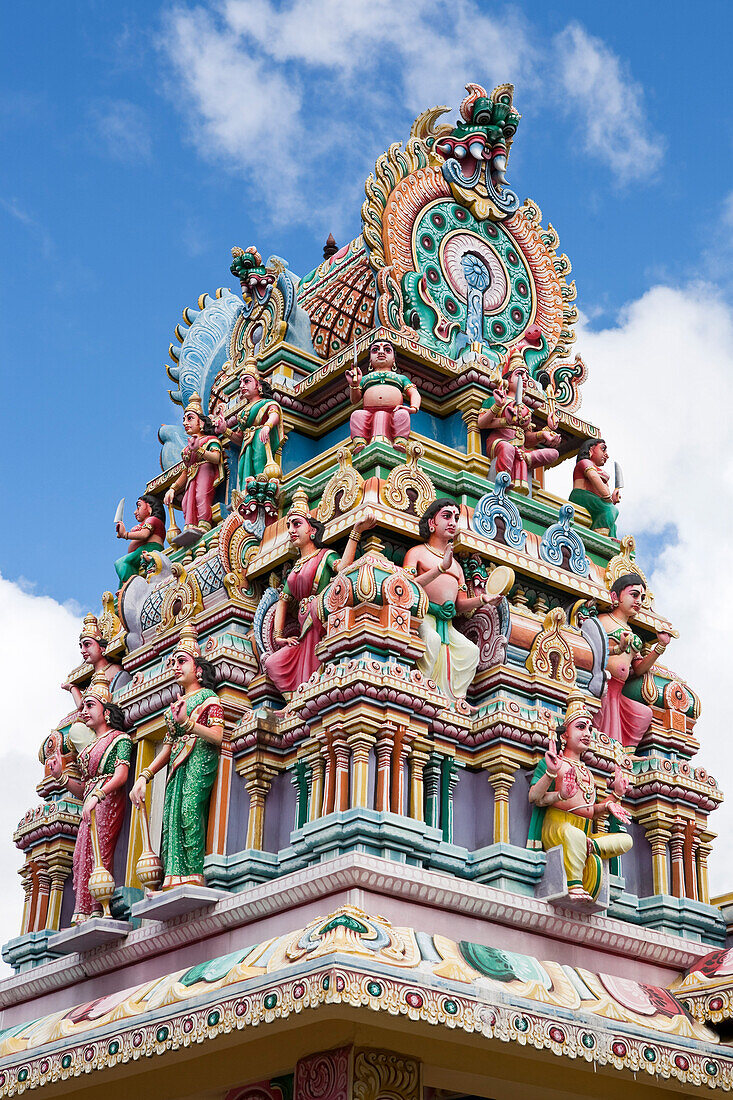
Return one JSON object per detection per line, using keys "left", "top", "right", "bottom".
{"left": 558, "top": 766, "right": 578, "bottom": 799}
{"left": 544, "top": 747, "right": 561, "bottom": 777}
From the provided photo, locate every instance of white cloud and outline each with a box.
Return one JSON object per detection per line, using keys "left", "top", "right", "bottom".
{"left": 158, "top": 3, "right": 661, "bottom": 224}
{"left": 553, "top": 22, "right": 664, "bottom": 183}
{"left": 90, "top": 99, "right": 153, "bottom": 164}
{"left": 548, "top": 283, "right": 733, "bottom": 896}
{"left": 0, "top": 576, "right": 82, "bottom": 974}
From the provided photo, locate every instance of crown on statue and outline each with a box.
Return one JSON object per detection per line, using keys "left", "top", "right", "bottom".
{"left": 79, "top": 613, "right": 104, "bottom": 644}
{"left": 286, "top": 487, "right": 311, "bottom": 522}
{"left": 84, "top": 671, "right": 113, "bottom": 706}
{"left": 504, "top": 347, "right": 526, "bottom": 376}
{"left": 564, "top": 690, "right": 594, "bottom": 727}
{"left": 184, "top": 392, "right": 204, "bottom": 418}
{"left": 175, "top": 622, "right": 201, "bottom": 658}
{"left": 241, "top": 357, "right": 261, "bottom": 383}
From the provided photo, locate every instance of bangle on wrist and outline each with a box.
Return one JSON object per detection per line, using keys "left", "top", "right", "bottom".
{"left": 141, "top": 767, "right": 153, "bottom": 783}
{"left": 348, "top": 532, "right": 360, "bottom": 542}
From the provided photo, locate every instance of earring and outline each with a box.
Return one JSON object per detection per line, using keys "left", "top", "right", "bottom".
{"left": 196, "top": 671, "right": 203, "bottom": 683}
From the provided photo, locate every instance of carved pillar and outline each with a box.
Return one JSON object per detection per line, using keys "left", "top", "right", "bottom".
{"left": 461, "top": 407, "right": 482, "bottom": 459}
{"left": 45, "top": 849, "right": 74, "bottom": 932}
{"left": 458, "top": 388, "right": 490, "bottom": 476}
{"left": 125, "top": 734, "right": 159, "bottom": 887}
{"left": 374, "top": 728, "right": 394, "bottom": 814}
{"left": 207, "top": 733, "right": 233, "bottom": 857}
{"left": 483, "top": 752, "right": 522, "bottom": 845}
{"left": 309, "top": 753, "right": 325, "bottom": 823}
{"left": 36, "top": 866, "right": 51, "bottom": 930}
{"left": 348, "top": 733, "right": 375, "bottom": 809}
{"left": 641, "top": 817, "right": 671, "bottom": 896}
{"left": 408, "top": 743, "right": 431, "bottom": 821}
{"left": 291, "top": 761, "right": 308, "bottom": 829}
{"left": 440, "top": 757, "right": 461, "bottom": 844}
{"left": 322, "top": 737, "right": 336, "bottom": 816}
{"left": 242, "top": 763, "right": 278, "bottom": 850}
{"left": 390, "top": 725, "right": 411, "bottom": 815}
{"left": 424, "top": 754, "right": 442, "bottom": 830}
{"left": 19, "top": 864, "right": 34, "bottom": 936}
{"left": 669, "top": 819, "right": 686, "bottom": 899}
{"left": 697, "top": 831, "right": 714, "bottom": 905}
{"left": 332, "top": 731, "right": 351, "bottom": 812}
{"left": 684, "top": 819, "right": 698, "bottom": 902}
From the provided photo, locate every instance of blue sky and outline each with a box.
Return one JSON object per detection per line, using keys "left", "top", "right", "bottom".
{"left": 2, "top": 0, "right": 732, "bottom": 606}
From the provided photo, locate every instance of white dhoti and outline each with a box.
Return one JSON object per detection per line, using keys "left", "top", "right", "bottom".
{"left": 418, "top": 613, "right": 479, "bottom": 700}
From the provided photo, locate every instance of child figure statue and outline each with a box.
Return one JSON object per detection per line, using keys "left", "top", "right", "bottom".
{"left": 528, "top": 692, "right": 633, "bottom": 903}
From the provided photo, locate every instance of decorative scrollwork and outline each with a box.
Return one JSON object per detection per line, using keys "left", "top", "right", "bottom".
{"left": 318, "top": 448, "right": 364, "bottom": 523}
{"left": 156, "top": 563, "right": 203, "bottom": 635}
{"left": 380, "top": 441, "right": 436, "bottom": 515}
{"left": 472, "top": 472, "right": 526, "bottom": 550}
{"left": 539, "top": 503, "right": 589, "bottom": 577}
{"left": 353, "top": 1050, "right": 421, "bottom": 1100}
{"left": 526, "top": 608, "right": 577, "bottom": 686}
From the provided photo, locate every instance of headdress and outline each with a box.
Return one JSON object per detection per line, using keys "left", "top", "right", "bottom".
{"left": 79, "top": 613, "right": 105, "bottom": 645}
{"left": 241, "top": 357, "right": 262, "bottom": 385}
{"left": 84, "top": 671, "right": 113, "bottom": 706}
{"left": 286, "top": 487, "right": 312, "bottom": 522}
{"left": 184, "top": 392, "right": 204, "bottom": 418}
{"left": 504, "top": 347, "right": 526, "bottom": 376}
{"left": 564, "top": 690, "right": 594, "bottom": 726}
{"left": 174, "top": 622, "right": 201, "bottom": 659}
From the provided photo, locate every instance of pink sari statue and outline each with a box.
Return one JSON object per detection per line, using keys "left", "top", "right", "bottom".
{"left": 51, "top": 673, "right": 132, "bottom": 924}
{"left": 73, "top": 729, "right": 131, "bottom": 920}
{"left": 597, "top": 572, "right": 671, "bottom": 750}
{"left": 263, "top": 489, "right": 375, "bottom": 697}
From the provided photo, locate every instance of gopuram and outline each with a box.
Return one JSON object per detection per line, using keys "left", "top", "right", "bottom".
{"left": 2, "top": 83, "right": 733, "bottom": 1099}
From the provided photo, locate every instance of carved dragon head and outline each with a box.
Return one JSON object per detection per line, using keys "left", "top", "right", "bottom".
{"left": 433, "top": 83, "right": 521, "bottom": 219}
{"left": 230, "top": 246, "right": 275, "bottom": 307}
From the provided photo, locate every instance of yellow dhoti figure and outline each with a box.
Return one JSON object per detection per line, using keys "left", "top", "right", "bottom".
{"left": 418, "top": 604, "right": 480, "bottom": 701}
{"left": 541, "top": 806, "right": 632, "bottom": 900}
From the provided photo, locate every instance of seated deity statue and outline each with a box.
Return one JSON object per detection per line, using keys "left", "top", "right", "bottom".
{"left": 403, "top": 498, "right": 499, "bottom": 702}
{"left": 477, "top": 349, "right": 561, "bottom": 493}
{"left": 528, "top": 692, "right": 633, "bottom": 903}
{"left": 114, "top": 493, "right": 166, "bottom": 587}
{"left": 596, "top": 572, "right": 670, "bottom": 749}
{"left": 569, "top": 438, "right": 620, "bottom": 537}
{"left": 346, "top": 338, "right": 420, "bottom": 454}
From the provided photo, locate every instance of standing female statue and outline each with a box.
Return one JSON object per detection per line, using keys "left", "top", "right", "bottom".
{"left": 214, "top": 361, "right": 283, "bottom": 486}
{"left": 264, "top": 490, "right": 374, "bottom": 697}
{"left": 50, "top": 673, "right": 132, "bottom": 924}
{"left": 129, "top": 623, "right": 223, "bottom": 890}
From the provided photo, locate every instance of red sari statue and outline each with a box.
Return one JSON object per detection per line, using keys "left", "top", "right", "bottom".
{"left": 264, "top": 490, "right": 374, "bottom": 697}
{"left": 51, "top": 673, "right": 132, "bottom": 923}
{"left": 597, "top": 573, "right": 671, "bottom": 749}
